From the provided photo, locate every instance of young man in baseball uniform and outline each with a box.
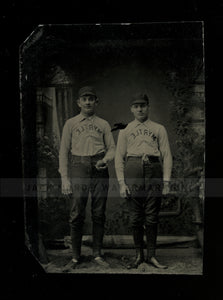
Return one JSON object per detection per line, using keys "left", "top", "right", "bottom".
{"left": 59, "top": 86, "right": 115, "bottom": 271}
{"left": 115, "top": 93, "right": 172, "bottom": 269}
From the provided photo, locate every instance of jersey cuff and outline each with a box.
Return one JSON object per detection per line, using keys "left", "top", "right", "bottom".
{"left": 118, "top": 179, "right": 126, "bottom": 185}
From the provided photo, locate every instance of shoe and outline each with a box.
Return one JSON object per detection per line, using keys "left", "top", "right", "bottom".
{"left": 94, "top": 256, "right": 110, "bottom": 268}
{"left": 146, "top": 256, "right": 168, "bottom": 269}
{"left": 62, "top": 258, "right": 79, "bottom": 272}
{"left": 127, "top": 254, "right": 144, "bottom": 269}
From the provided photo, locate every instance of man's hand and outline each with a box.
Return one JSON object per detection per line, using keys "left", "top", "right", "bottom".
{"left": 95, "top": 159, "right": 107, "bottom": 170}
{"left": 162, "top": 181, "right": 170, "bottom": 195}
{"left": 61, "top": 177, "right": 72, "bottom": 195}
{"left": 119, "top": 183, "right": 131, "bottom": 199}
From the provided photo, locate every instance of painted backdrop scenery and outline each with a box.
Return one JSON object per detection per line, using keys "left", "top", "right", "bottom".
{"left": 20, "top": 22, "right": 205, "bottom": 273}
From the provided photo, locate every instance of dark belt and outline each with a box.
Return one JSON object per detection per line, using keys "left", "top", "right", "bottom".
{"left": 71, "top": 152, "right": 105, "bottom": 163}
{"left": 127, "top": 155, "right": 160, "bottom": 163}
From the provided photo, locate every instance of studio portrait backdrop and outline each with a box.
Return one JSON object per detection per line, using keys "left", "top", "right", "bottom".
{"left": 20, "top": 22, "right": 205, "bottom": 273}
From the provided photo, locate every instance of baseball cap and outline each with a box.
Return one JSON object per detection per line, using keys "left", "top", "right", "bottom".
{"left": 78, "top": 86, "right": 97, "bottom": 97}
{"left": 131, "top": 93, "right": 149, "bottom": 105}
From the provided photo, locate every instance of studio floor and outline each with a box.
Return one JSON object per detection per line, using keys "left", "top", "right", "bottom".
{"left": 41, "top": 245, "right": 203, "bottom": 275}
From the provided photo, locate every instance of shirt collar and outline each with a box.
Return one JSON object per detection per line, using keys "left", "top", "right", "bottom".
{"left": 133, "top": 118, "right": 151, "bottom": 127}
{"left": 79, "top": 113, "right": 96, "bottom": 122}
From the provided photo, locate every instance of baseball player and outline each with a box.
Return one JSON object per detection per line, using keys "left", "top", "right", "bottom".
{"left": 115, "top": 93, "right": 172, "bottom": 269}
{"left": 59, "top": 86, "right": 115, "bottom": 271}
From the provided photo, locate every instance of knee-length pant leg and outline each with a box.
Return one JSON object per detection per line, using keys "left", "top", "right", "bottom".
{"left": 69, "top": 160, "right": 91, "bottom": 259}
{"left": 124, "top": 158, "right": 163, "bottom": 255}
{"left": 124, "top": 158, "right": 145, "bottom": 228}
{"left": 124, "top": 158, "right": 145, "bottom": 248}
{"left": 69, "top": 155, "right": 109, "bottom": 258}
{"left": 90, "top": 167, "right": 109, "bottom": 256}
{"left": 144, "top": 162, "right": 163, "bottom": 258}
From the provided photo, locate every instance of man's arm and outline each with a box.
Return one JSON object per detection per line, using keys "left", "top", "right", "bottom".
{"left": 59, "top": 120, "right": 72, "bottom": 194}
{"left": 158, "top": 125, "right": 173, "bottom": 195}
{"left": 115, "top": 130, "right": 130, "bottom": 198}
{"left": 103, "top": 122, "right": 116, "bottom": 163}
{"left": 95, "top": 122, "right": 115, "bottom": 170}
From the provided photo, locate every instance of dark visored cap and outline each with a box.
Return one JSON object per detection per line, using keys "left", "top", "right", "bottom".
{"left": 131, "top": 93, "right": 149, "bottom": 105}
{"left": 78, "top": 86, "right": 97, "bottom": 97}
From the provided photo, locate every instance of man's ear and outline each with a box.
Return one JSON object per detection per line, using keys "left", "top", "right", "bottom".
{"left": 95, "top": 97, "right": 99, "bottom": 105}
{"left": 130, "top": 106, "right": 134, "bottom": 113}
{"left": 77, "top": 98, "right": 81, "bottom": 108}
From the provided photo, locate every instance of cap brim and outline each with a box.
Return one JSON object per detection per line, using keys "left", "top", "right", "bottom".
{"left": 79, "top": 92, "right": 96, "bottom": 97}
{"left": 131, "top": 100, "right": 148, "bottom": 105}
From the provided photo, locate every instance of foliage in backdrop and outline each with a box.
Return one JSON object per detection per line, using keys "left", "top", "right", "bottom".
{"left": 26, "top": 24, "right": 205, "bottom": 240}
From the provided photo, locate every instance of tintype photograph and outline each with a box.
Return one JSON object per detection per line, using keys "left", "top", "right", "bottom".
{"left": 20, "top": 22, "right": 205, "bottom": 274}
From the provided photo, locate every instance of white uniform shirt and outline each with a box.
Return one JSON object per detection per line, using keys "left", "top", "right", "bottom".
{"left": 115, "top": 118, "right": 172, "bottom": 183}
{"left": 59, "top": 113, "right": 115, "bottom": 177}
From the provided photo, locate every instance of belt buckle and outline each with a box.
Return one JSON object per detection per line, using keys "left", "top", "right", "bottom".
{"left": 146, "top": 156, "right": 151, "bottom": 165}
{"left": 142, "top": 154, "right": 151, "bottom": 165}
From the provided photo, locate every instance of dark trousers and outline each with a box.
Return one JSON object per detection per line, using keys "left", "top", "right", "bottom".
{"left": 69, "top": 153, "right": 109, "bottom": 259}
{"left": 124, "top": 157, "right": 163, "bottom": 258}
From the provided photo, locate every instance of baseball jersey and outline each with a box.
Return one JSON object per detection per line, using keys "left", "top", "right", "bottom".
{"left": 115, "top": 118, "right": 172, "bottom": 183}
{"left": 59, "top": 113, "right": 115, "bottom": 177}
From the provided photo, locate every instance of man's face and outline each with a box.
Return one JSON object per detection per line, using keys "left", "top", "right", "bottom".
{"left": 131, "top": 103, "right": 149, "bottom": 122}
{"left": 77, "top": 95, "right": 98, "bottom": 115}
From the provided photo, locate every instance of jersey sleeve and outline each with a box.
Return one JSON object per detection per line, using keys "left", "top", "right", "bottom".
{"left": 115, "top": 129, "right": 127, "bottom": 185}
{"left": 58, "top": 120, "right": 71, "bottom": 178}
{"left": 158, "top": 125, "right": 173, "bottom": 182}
{"left": 102, "top": 121, "right": 116, "bottom": 163}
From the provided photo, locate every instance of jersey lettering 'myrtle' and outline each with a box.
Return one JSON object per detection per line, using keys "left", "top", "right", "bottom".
{"left": 129, "top": 129, "right": 157, "bottom": 140}
{"left": 75, "top": 124, "right": 103, "bottom": 136}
